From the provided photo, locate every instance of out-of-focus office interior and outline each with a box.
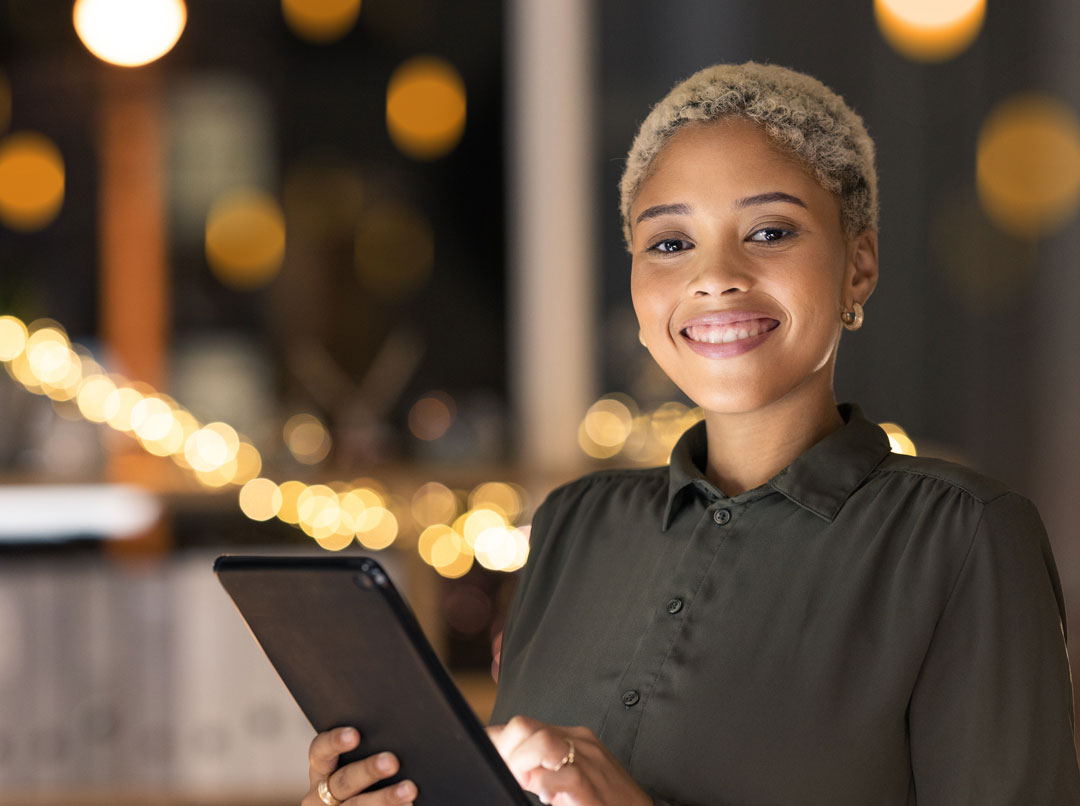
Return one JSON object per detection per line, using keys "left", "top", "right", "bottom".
{"left": 0, "top": 0, "right": 1078, "bottom": 802}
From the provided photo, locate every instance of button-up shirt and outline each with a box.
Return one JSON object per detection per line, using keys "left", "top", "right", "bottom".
{"left": 491, "top": 404, "right": 1080, "bottom": 805}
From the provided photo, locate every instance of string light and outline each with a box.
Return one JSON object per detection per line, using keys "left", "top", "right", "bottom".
{"left": 0, "top": 312, "right": 534, "bottom": 571}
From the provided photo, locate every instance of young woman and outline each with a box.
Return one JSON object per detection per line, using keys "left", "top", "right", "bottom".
{"left": 303, "top": 63, "right": 1080, "bottom": 806}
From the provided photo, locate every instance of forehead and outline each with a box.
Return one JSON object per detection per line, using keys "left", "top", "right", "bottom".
{"left": 634, "top": 118, "right": 829, "bottom": 210}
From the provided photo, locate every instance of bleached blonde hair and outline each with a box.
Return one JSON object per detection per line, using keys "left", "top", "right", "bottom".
{"left": 619, "top": 62, "right": 878, "bottom": 250}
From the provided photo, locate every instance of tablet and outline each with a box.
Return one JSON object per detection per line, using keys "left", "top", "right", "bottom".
{"left": 214, "top": 554, "right": 531, "bottom": 805}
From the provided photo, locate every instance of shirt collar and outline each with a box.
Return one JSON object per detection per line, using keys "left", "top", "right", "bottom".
{"left": 662, "top": 403, "right": 892, "bottom": 530}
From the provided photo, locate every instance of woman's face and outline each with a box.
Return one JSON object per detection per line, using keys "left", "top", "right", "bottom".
{"left": 629, "top": 118, "right": 877, "bottom": 416}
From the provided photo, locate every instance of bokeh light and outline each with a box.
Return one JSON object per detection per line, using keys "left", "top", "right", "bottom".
{"left": 24, "top": 327, "right": 72, "bottom": 385}
{"left": 233, "top": 442, "right": 263, "bottom": 484}
{"left": 880, "top": 422, "right": 918, "bottom": 456}
{"left": 103, "top": 386, "right": 144, "bottom": 432}
{"left": 976, "top": 93, "right": 1080, "bottom": 240}
{"left": 0, "top": 132, "right": 65, "bottom": 232}
{"left": 354, "top": 202, "right": 434, "bottom": 300}
{"left": 356, "top": 507, "right": 398, "bottom": 550}
{"left": 408, "top": 391, "right": 455, "bottom": 441}
{"left": 73, "top": 0, "right": 187, "bottom": 67}
{"left": 284, "top": 413, "right": 332, "bottom": 464}
{"left": 276, "top": 480, "right": 306, "bottom": 524}
{"left": 0, "top": 316, "right": 28, "bottom": 361}
{"left": 419, "top": 524, "right": 454, "bottom": 566}
{"left": 239, "top": 478, "right": 283, "bottom": 521}
{"left": 469, "top": 481, "right": 525, "bottom": 523}
{"left": 411, "top": 481, "right": 458, "bottom": 527}
{"left": 386, "top": 56, "right": 467, "bottom": 160}
{"left": 205, "top": 188, "right": 286, "bottom": 290}
{"left": 281, "top": 0, "right": 361, "bottom": 43}
{"left": 130, "top": 396, "right": 175, "bottom": 441}
{"left": 874, "top": 0, "right": 985, "bottom": 63}
{"left": 184, "top": 422, "right": 239, "bottom": 472}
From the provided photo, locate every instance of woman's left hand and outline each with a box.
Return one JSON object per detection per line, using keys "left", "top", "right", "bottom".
{"left": 486, "top": 715, "right": 653, "bottom": 806}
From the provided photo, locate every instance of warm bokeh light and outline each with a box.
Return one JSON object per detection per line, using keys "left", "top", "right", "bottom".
{"left": 205, "top": 188, "right": 286, "bottom": 290}
{"left": 73, "top": 0, "right": 187, "bottom": 67}
{"left": 411, "top": 481, "right": 458, "bottom": 527}
{"left": 976, "top": 94, "right": 1080, "bottom": 240}
{"left": 474, "top": 526, "right": 529, "bottom": 572}
{"left": 103, "top": 386, "right": 144, "bottom": 432}
{"left": 469, "top": 481, "right": 524, "bottom": 523}
{"left": 0, "top": 132, "right": 65, "bottom": 232}
{"left": 386, "top": 56, "right": 466, "bottom": 160}
{"left": 284, "top": 412, "right": 332, "bottom": 464}
{"left": 354, "top": 202, "right": 435, "bottom": 300}
{"left": 429, "top": 527, "right": 474, "bottom": 578}
{"left": 233, "top": 442, "right": 263, "bottom": 484}
{"left": 0, "top": 315, "right": 28, "bottom": 361}
{"left": 356, "top": 507, "right": 398, "bottom": 550}
{"left": 129, "top": 396, "right": 174, "bottom": 442}
{"left": 297, "top": 484, "right": 340, "bottom": 539}
{"left": 880, "top": 422, "right": 918, "bottom": 456}
{"left": 41, "top": 348, "right": 84, "bottom": 401}
{"left": 184, "top": 422, "right": 239, "bottom": 472}
{"left": 76, "top": 375, "right": 118, "bottom": 423}
{"left": 584, "top": 398, "right": 634, "bottom": 448}
{"left": 281, "top": 0, "right": 361, "bottom": 43}
{"left": 874, "top": 0, "right": 985, "bottom": 62}
{"left": 408, "top": 392, "right": 455, "bottom": 441}
{"left": 241, "top": 477, "right": 283, "bottom": 521}
{"left": 24, "top": 328, "right": 72, "bottom": 384}
{"left": 461, "top": 508, "right": 506, "bottom": 548}
{"left": 276, "top": 480, "right": 306, "bottom": 524}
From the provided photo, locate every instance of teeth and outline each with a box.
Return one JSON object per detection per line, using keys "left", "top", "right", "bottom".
{"left": 685, "top": 323, "right": 767, "bottom": 344}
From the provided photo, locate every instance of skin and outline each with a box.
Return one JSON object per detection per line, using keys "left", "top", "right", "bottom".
{"left": 304, "top": 116, "right": 879, "bottom": 806}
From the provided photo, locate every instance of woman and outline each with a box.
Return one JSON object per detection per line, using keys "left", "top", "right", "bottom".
{"left": 303, "top": 63, "right": 1080, "bottom": 805}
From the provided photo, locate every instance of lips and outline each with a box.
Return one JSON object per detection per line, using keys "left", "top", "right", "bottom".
{"left": 677, "top": 311, "right": 781, "bottom": 358}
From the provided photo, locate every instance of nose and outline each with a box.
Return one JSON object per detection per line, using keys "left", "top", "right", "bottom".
{"left": 686, "top": 248, "right": 751, "bottom": 297}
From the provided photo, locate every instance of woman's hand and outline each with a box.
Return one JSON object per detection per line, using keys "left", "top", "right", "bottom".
{"left": 486, "top": 716, "right": 653, "bottom": 806}
{"left": 302, "top": 727, "right": 418, "bottom": 806}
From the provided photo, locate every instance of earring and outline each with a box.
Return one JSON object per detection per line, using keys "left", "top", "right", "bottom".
{"left": 841, "top": 301, "right": 864, "bottom": 331}
{"left": 638, "top": 329, "right": 647, "bottom": 347}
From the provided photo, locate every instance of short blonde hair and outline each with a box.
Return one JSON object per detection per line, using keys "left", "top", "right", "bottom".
{"left": 619, "top": 62, "right": 878, "bottom": 250}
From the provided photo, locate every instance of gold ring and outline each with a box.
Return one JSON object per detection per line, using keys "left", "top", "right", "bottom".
{"left": 551, "top": 738, "right": 576, "bottom": 772}
{"left": 317, "top": 778, "right": 342, "bottom": 806}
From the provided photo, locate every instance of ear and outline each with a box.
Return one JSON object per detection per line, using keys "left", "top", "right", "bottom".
{"left": 845, "top": 229, "right": 879, "bottom": 305}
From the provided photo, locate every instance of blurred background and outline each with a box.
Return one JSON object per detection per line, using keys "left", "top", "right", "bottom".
{"left": 0, "top": 0, "right": 1078, "bottom": 802}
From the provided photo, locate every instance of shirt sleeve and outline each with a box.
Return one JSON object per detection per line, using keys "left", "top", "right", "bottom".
{"left": 908, "top": 492, "right": 1080, "bottom": 804}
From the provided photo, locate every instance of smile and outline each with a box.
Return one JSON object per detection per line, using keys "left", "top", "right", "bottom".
{"left": 678, "top": 316, "right": 780, "bottom": 358}
{"left": 683, "top": 319, "right": 779, "bottom": 344}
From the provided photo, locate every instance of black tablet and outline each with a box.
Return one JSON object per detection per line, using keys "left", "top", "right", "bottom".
{"left": 214, "top": 554, "right": 531, "bottom": 805}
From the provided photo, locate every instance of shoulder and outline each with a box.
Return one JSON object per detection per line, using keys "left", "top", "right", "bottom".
{"left": 869, "top": 451, "right": 1014, "bottom": 506}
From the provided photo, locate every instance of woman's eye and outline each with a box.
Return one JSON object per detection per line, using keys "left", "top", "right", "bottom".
{"left": 648, "top": 237, "right": 693, "bottom": 254}
{"left": 748, "top": 227, "right": 793, "bottom": 243}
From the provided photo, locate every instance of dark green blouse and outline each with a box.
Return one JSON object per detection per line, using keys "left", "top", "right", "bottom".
{"left": 491, "top": 404, "right": 1080, "bottom": 805}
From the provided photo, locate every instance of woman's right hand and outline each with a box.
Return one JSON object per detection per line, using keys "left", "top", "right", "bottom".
{"left": 302, "top": 727, "right": 418, "bottom": 806}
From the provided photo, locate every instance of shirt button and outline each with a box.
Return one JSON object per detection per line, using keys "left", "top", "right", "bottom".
{"left": 666, "top": 597, "right": 684, "bottom": 614}
{"left": 713, "top": 508, "right": 731, "bottom": 525}
{"left": 621, "top": 690, "right": 641, "bottom": 707}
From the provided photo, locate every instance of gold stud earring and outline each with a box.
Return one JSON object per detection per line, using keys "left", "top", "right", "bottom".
{"left": 638, "top": 329, "right": 647, "bottom": 347}
{"left": 841, "top": 301, "right": 864, "bottom": 331}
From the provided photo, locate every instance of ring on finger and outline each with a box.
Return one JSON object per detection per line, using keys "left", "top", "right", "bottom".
{"left": 318, "top": 778, "right": 342, "bottom": 806}
{"left": 551, "top": 738, "right": 576, "bottom": 772}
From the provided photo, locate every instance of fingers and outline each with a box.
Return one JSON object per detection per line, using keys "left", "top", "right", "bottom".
{"left": 309, "top": 727, "right": 360, "bottom": 779}
{"left": 487, "top": 714, "right": 543, "bottom": 762}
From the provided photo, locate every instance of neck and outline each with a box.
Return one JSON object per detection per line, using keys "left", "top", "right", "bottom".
{"left": 702, "top": 382, "right": 844, "bottom": 497}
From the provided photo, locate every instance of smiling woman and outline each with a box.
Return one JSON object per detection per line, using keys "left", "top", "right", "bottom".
{"left": 301, "top": 62, "right": 1080, "bottom": 806}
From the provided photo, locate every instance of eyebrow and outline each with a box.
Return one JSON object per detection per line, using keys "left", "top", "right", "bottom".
{"left": 635, "top": 203, "right": 691, "bottom": 224}
{"left": 733, "top": 191, "right": 807, "bottom": 210}
{"left": 634, "top": 192, "right": 807, "bottom": 225}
